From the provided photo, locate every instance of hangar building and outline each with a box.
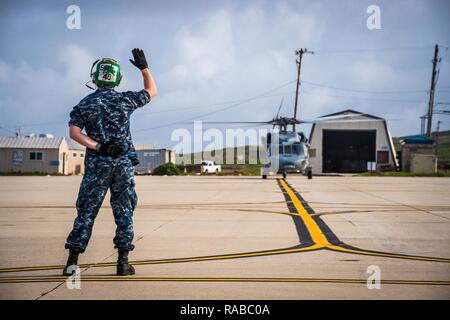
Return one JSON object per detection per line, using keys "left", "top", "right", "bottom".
{"left": 308, "top": 110, "right": 398, "bottom": 173}
{"left": 134, "top": 143, "right": 176, "bottom": 175}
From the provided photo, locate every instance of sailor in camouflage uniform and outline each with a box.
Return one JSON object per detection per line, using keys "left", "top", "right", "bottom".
{"left": 63, "top": 48, "right": 157, "bottom": 276}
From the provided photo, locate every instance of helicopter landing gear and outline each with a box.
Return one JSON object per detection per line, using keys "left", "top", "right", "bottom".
{"left": 282, "top": 171, "right": 287, "bottom": 179}
{"left": 307, "top": 167, "right": 312, "bottom": 179}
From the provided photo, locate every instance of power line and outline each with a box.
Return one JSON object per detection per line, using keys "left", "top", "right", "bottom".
{"left": 301, "top": 80, "right": 428, "bottom": 94}
{"left": 301, "top": 91, "right": 427, "bottom": 104}
{"left": 133, "top": 80, "right": 297, "bottom": 133}
{"left": 3, "top": 77, "right": 443, "bottom": 131}
{"left": 313, "top": 45, "right": 434, "bottom": 54}
{"left": 0, "top": 121, "right": 67, "bottom": 129}
{"left": 184, "top": 80, "right": 297, "bottom": 120}
{"left": 138, "top": 91, "right": 294, "bottom": 116}
{"left": 141, "top": 79, "right": 437, "bottom": 117}
{"left": 132, "top": 92, "right": 429, "bottom": 134}
{"left": 2, "top": 88, "right": 428, "bottom": 133}
{"left": 0, "top": 127, "right": 17, "bottom": 135}
{"left": 1, "top": 82, "right": 296, "bottom": 131}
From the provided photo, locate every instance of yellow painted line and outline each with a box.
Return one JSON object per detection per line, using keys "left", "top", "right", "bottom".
{"left": 279, "top": 179, "right": 450, "bottom": 264}
{"left": 310, "top": 210, "right": 372, "bottom": 217}
{"left": 130, "top": 246, "right": 322, "bottom": 266}
{"left": 2, "top": 178, "right": 449, "bottom": 275}
{"left": 236, "top": 208, "right": 300, "bottom": 217}
{"left": 278, "top": 179, "right": 329, "bottom": 247}
{"left": 0, "top": 245, "right": 321, "bottom": 273}
{"left": 0, "top": 276, "right": 449, "bottom": 285}
{"left": 328, "top": 245, "right": 450, "bottom": 263}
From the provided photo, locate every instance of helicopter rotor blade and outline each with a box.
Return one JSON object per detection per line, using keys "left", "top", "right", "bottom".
{"left": 181, "top": 121, "right": 272, "bottom": 125}
{"left": 299, "top": 118, "right": 401, "bottom": 124}
{"left": 301, "top": 113, "right": 366, "bottom": 122}
{"left": 275, "top": 97, "right": 284, "bottom": 118}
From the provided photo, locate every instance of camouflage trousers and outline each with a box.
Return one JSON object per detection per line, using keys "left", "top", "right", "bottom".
{"left": 65, "top": 155, "right": 137, "bottom": 253}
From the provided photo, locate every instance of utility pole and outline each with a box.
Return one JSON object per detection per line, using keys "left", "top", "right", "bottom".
{"left": 426, "top": 44, "right": 441, "bottom": 137}
{"left": 293, "top": 48, "right": 313, "bottom": 131}
{"left": 435, "top": 120, "right": 441, "bottom": 156}
{"left": 420, "top": 114, "right": 427, "bottom": 135}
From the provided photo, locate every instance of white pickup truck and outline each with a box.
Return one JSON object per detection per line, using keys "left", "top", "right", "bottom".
{"left": 201, "top": 160, "right": 221, "bottom": 174}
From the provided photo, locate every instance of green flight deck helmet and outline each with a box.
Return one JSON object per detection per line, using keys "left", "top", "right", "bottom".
{"left": 89, "top": 58, "right": 122, "bottom": 88}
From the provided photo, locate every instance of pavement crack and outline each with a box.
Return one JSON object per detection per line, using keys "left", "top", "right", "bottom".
{"left": 35, "top": 235, "right": 148, "bottom": 300}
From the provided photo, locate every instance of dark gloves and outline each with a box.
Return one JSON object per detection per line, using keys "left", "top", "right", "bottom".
{"left": 96, "top": 142, "right": 126, "bottom": 156}
{"left": 129, "top": 48, "right": 148, "bottom": 70}
{"left": 131, "top": 158, "right": 140, "bottom": 166}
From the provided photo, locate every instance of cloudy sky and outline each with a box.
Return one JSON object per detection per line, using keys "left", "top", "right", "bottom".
{"left": 1, "top": 0, "right": 449, "bottom": 149}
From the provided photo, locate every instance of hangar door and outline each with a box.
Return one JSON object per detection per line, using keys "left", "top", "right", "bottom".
{"left": 322, "top": 130, "right": 376, "bottom": 173}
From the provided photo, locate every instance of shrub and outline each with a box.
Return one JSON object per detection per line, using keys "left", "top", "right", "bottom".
{"left": 152, "top": 163, "right": 181, "bottom": 176}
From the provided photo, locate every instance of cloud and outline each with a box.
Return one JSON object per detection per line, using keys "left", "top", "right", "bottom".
{"left": 59, "top": 44, "right": 95, "bottom": 96}
{"left": 0, "top": 44, "right": 94, "bottom": 133}
{"left": 153, "top": 3, "right": 323, "bottom": 121}
{"left": 1, "top": 0, "right": 449, "bottom": 144}
{"left": 275, "top": 1, "right": 324, "bottom": 44}
{"left": 0, "top": 61, "right": 12, "bottom": 82}
{"left": 176, "top": 10, "right": 235, "bottom": 79}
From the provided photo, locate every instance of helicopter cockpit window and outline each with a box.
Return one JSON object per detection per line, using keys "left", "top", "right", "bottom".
{"left": 284, "top": 144, "right": 293, "bottom": 154}
{"left": 293, "top": 144, "right": 304, "bottom": 155}
{"left": 281, "top": 144, "right": 303, "bottom": 155}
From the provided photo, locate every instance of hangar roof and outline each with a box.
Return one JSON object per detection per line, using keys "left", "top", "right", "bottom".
{"left": 318, "top": 109, "right": 384, "bottom": 120}
{"left": 135, "top": 143, "right": 156, "bottom": 150}
{"left": 0, "top": 136, "right": 64, "bottom": 149}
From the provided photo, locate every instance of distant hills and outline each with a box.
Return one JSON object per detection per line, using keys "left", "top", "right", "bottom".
{"left": 175, "top": 145, "right": 263, "bottom": 175}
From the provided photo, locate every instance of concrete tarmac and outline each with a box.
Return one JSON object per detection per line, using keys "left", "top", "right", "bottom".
{"left": 0, "top": 175, "right": 449, "bottom": 299}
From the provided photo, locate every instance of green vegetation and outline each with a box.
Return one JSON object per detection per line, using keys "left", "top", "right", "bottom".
{"left": 177, "top": 145, "right": 263, "bottom": 176}
{"left": 217, "top": 164, "right": 262, "bottom": 176}
{"left": 152, "top": 163, "right": 181, "bottom": 176}
{"left": 357, "top": 171, "right": 450, "bottom": 177}
{"left": 436, "top": 142, "right": 450, "bottom": 158}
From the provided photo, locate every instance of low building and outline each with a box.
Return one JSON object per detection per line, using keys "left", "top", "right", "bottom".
{"left": 67, "top": 139, "right": 86, "bottom": 175}
{"left": 308, "top": 109, "right": 398, "bottom": 173}
{"left": 0, "top": 135, "right": 85, "bottom": 175}
{"left": 399, "top": 135, "right": 436, "bottom": 173}
{"left": 134, "top": 144, "right": 176, "bottom": 175}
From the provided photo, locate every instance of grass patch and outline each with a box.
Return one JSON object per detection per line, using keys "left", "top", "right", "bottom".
{"left": 436, "top": 142, "right": 450, "bottom": 159}
{"left": 357, "top": 171, "right": 450, "bottom": 177}
{"left": 153, "top": 163, "right": 181, "bottom": 176}
{"left": 217, "top": 164, "right": 262, "bottom": 176}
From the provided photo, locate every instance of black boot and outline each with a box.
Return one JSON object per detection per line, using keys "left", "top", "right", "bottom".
{"left": 62, "top": 249, "right": 79, "bottom": 276}
{"left": 117, "top": 250, "right": 135, "bottom": 276}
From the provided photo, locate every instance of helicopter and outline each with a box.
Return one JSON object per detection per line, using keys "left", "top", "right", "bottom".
{"left": 190, "top": 49, "right": 385, "bottom": 179}
{"left": 259, "top": 107, "right": 313, "bottom": 180}
{"left": 197, "top": 98, "right": 367, "bottom": 180}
